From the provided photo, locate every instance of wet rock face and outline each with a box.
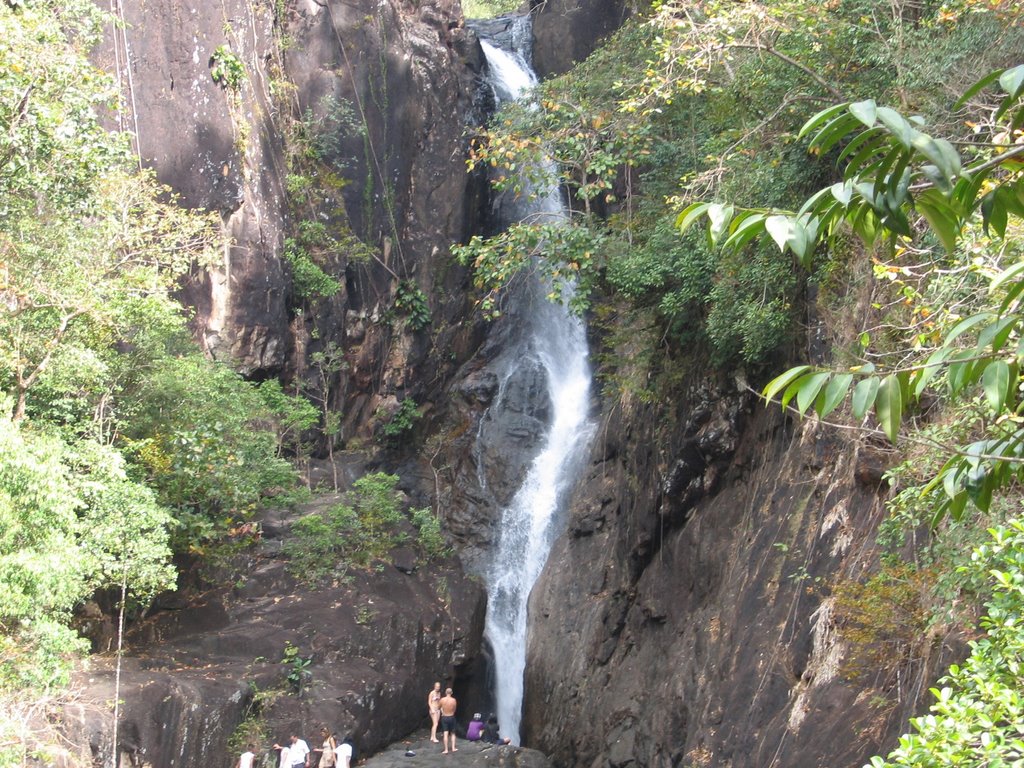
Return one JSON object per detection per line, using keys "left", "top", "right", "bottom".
{"left": 520, "top": 382, "right": 945, "bottom": 767}
{"left": 529, "top": 0, "right": 633, "bottom": 78}
{"left": 66, "top": 502, "right": 487, "bottom": 768}
{"left": 95, "top": 0, "right": 289, "bottom": 375}
{"left": 95, "top": 0, "right": 488, "bottom": 426}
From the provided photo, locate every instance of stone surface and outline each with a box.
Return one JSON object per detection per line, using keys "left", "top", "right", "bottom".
{"left": 64, "top": 500, "right": 487, "bottom": 768}
{"left": 530, "top": 0, "right": 633, "bottom": 79}
{"left": 364, "top": 730, "right": 550, "bottom": 768}
{"left": 94, "top": 0, "right": 491, "bottom": 445}
{"left": 520, "top": 381, "right": 955, "bottom": 768}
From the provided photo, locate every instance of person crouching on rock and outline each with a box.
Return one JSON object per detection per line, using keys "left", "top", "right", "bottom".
{"left": 466, "top": 713, "right": 484, "bottom": 742}
{"left": 482, "top": 714, "right": 512, "bottom": 746}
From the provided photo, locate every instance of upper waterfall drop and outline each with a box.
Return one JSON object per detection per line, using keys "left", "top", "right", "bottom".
{"left": 474, "top": 18, "right": 597, "bottom": 745}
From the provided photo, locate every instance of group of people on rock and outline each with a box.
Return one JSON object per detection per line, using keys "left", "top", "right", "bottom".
{"left": 236, "top": 684, "right": 513, "bottom": 767}
{"left": 427, "top": 682, "right": 512, "bottom": 755}
{"left": 236, "top": 729, "right": 353, "bottom": 768}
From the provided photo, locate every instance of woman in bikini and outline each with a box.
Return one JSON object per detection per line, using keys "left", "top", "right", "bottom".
{"left": 427, "top": 681, "right": 442, "bottom": 743}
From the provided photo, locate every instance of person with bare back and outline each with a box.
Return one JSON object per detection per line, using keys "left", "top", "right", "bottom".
{"left": 439, "top": 688, "right": 458, "bottom": 754}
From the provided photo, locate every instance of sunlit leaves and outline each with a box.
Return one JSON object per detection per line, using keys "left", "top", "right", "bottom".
{"left": 452, "top": 221, "right": 605, "bottom": 317}
{"left": 682, "top": 64, "right": 1024, "bottom": 259}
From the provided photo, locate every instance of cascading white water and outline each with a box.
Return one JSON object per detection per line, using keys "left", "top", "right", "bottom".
{"left": 478, "top": 26, "right": 596, "bottom": 745}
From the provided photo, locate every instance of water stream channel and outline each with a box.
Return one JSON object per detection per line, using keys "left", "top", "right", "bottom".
{"left": 474, "top": 21, "right": 597, "bottom": 744}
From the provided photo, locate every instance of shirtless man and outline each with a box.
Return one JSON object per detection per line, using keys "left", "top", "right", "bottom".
{"left": 439, "top": 688, "right": 458, "bottom": 754}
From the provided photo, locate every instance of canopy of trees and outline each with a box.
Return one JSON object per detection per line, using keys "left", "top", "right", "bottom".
{"left": 0, "top": 1, "right": 311, "bottom": 727}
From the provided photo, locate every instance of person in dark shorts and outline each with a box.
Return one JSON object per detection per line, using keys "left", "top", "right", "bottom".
{"left": 439, "top": 688, "right": 458, "bottom": 754}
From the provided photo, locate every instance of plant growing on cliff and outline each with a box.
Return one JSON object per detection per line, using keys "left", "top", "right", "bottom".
{"left": 391, "top": 280, "right": 431, "bottom": 331}
{"left": 282, "top": 641, "right": 312, "bottom": 695}
{"left": 411, "top": 506, "right": 448, "bottom": 562}
{"left": 378, "top": 398, "right": 422, "bottom": 444}
{"left": 210, "top": 45, "right": 246, "bottom": 91}
{"left": 283, "top": 472, "right": 408, "bottom": 582}
{"left": 284, "top": 235, "right": 341, "bottom": 302}
{"left": 831, "top": 565, "right": 930, "bottom": 689}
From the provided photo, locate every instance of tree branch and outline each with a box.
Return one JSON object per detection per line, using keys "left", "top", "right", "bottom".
{"left": 729, "top": 43, "right": 845, "bottom": 101}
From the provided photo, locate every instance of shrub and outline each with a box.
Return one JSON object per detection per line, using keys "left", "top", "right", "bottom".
{"left": 412, "top": 507, "right": 448, "bottom": 562}
{"left": 283, "top": 473, "right": 408, "bottom": 582}
{"left": 210, "top": 45, "right": 245, "bottom": 91}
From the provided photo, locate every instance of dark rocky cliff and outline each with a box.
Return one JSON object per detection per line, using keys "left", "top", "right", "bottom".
{"left": 530, "top": 0, "right": 633, "bottom": 78}
{"left": 95, "top": 0, "right": 489, "bottom": 442}
{"left": 66, "top": 498, "right": 487, "bottom": 767}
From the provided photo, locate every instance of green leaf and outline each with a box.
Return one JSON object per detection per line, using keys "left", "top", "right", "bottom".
{"left": 989, "top": 259, "right": 1024, "bottom": 294}
{"left": 982, "top": 360, "right": 1011, "bottom": 413}
{"left": 762, "top": 365, "right": 813, "bottom": 403}
{"left": 799, "top": 102, "right": 851, "bottom": 139}
{"left": 818, "top": 373, "right": 853, "bottom": 419}
{"left": 849, "top": 99, "right": 877, "bottom": 127}
{"left": 956, "top": 68, "right": 1005, "bottom": 108}
{"left": 796, "top": 372, "right": 831, "bottom": 415}
{"left": 781, "top": 377, "right": 806, "bottom": 411}
{"left": 764, "top": 215, "right": 793, "bottom": 253}
{"left": 977, "top": 316, "right": 1017, "bottom": 353}
{"left": 981, "top": 190, "right": 1008, "bottom": 237}
{"left": 876, "top": 106, "right": 919, "bottom": 149}
{"left": 788, "top": 218, "right": 812, "bottom": 266}
{"left": 912, "top": 134, "right": 962, "bottom": 183}
{"left": 875, "top": 374, "right": 903, "bottom": 442}
{"left": 707, "top": 203, "right": 735, "bottom": 245}
{"left": 948, "top": 349, "right": 979, "bottom": 395}
{"left": 912, "top": 347, "right": 953, "bottom": 399}
{"left": 813, "top": 112, "right": 864, "bottom": 155}
{"left": 852, "top": 376, "right": 880, "bottom": 420}
{"left": 916, "top": 189, "right": 960, "bottom": 253}
{"left": 998, "top": 64, "right": 1024, "bottom": 100}
{"left": 831, "top": 182, "right": 854, "bottom": 205}
{"left": 945, "top": 311, "right": 995, "bottom": 345}
{"left": 723, "top": 213, "right": 767, "bottom": 250}
{"left": 677, "top": 202, "right": 712, "bottom": 233}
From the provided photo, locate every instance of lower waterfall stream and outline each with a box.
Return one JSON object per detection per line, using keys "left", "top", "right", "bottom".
{"left": 474, "top": 22, "right": 597, "bottom": 745}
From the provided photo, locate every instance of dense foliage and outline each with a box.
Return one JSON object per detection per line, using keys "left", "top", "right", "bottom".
{"left": 0, "top": 1, "right": 308, "bottom": 734}
{"left": 283, "top": 472, "right": 439, "bottom": 583}
{"left": 457, "top": 0, "right": 1024, "bottom": 764}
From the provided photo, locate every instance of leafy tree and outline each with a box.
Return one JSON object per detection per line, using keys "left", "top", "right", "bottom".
{"left": 867, "top": 522, "right": 1024, "bottom": 768}
{"left": 0, "top": 3, "right": 218, "bottom": 424}
{"left": 0, "top": 413, "right": 89, "bottom": 690}
{"left": 684, "top": 64, "right": 1024, "bottom": 524}
{"left": 122, "top": 355, "right": 298, "bottom": 553}
{"left": 0, "top": 0, "right": 303, "bottom": 708}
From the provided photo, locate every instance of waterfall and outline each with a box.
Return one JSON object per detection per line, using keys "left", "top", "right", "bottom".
{"left": 476, "top": 20, "right": 596, "bottom": 745}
